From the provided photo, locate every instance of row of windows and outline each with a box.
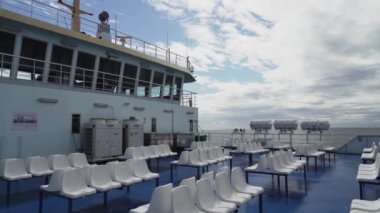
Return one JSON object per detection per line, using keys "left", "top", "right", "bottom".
{"left": 0, "top": 31, "right": 183, "bottom": 100}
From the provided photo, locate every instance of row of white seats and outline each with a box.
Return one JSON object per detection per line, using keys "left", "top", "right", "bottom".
{"left": 294, "top": 144, "right": 325, "bottom": 158}
{"left": 130, "top": 167, "right": 263, "bottom": 213}
{"left": 356, "top": 156, "right": 380, "bottom": 182}
{"left": 172, "top": 148, "right": 232, "bottom": 167}
{"left": 264, "top": 141, "right": 290, "bottom": 149}
{"left": 0, "top": 153, "right": 90, "bottom": 182}
{"left": 124, "top": 144, "right": 177, "bottom": 160}
{"left": 190, "top": 141, "right": 221, "bottom": 150}
{"left": 246, "top": 150, "right": 305, "bottom": 174}
{"left": 363, "top": 142, "right": 378, "bottom": 153}
{"left": 361, "top": 144, "right": 378, "bottom": 162}
{"left": 350, "top": 198, "right": 380, "bottom": 212}
{"left": 231, "top": 142, "right": 268, "bottom": 154}
{"left": 40, "top": 159, "right": 159, "bottom": 209}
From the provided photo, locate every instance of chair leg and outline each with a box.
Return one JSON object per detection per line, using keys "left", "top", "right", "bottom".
{"left": 170, "top": 164, "right": 173, "bottom": 182}
{"left": 155, "top": 178, "right": 159, "bottom": 187}
{"left": 359, "top": 182, "right": 364, "bottom": 200}
{"left": 285, "top": 175, "right": 288, "bottom": 200}
{"left": 39, "top": 190, "right": 44, "bottom": 213}
{"left": 314, "top": 157, "right": 317, "bottom": 172}
{"left": 68, "top": 199, "right": 73, "bottom": 213}
{"left": 277, "top": 175, "right": 280, "bottom": 189}
{"left": 156, "top": 158, "right": 160, "bottom": 173}
{"left": 6, "top": 180, "right": 11, "bottom": 205}
{"left": 245, "top": 172, "right": 249, "bottom": 183}
{"left": 259, "top": 194, "right": 263, "bottom": 213}
{"left": 197, "top": 167, "right": 200, "bottom": 179}
{"left": 103, "top": 191, "right": 108, "bottom": 207}
{"left": 44, "top": 175, "right": 49, "bottom": 185}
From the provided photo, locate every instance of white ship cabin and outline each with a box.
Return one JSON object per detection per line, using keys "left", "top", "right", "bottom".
{"left": 0, "top": 0, "right": 198, "bottom": 160}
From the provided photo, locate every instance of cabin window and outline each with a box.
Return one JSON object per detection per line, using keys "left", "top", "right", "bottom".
{"left": 163, "top": 75, "right": 173, "bottom": 99}
{"left": 122, "top": 63, "right": 137, "bottom": 95}
{"left": 137, "top": 68, "right": 151, "bottom": 97}
{"left": 151, "top": 71, "right": 164, "bottom": 98}
{"left": 151, "top": 117, "right": 157, "bottom": 132}
{"left": 96, "top": 57, "right": 121, "bottom": 92}
{"left": 18, "top": 37, "right": 47, "bottom": 81}
{"left": 74, "top": 52, "right": 95, "bottom": 89}
{"left": 189, "top": 120, "right": 194, "bottom": 132}
{"left": 0, "top": 31, "right": 15, "bottom": 78}
{"left": 173, "top": 77, "right": 182, "bottom": 101}
{"left": 48, "top": 45, "right": 73, "bottom": 85}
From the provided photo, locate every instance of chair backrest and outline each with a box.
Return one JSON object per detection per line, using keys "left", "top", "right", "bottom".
{"left": 217, "top": 166, "right": 230, "bottom": 176}
{"left": 198, "top": 149, "right": 208, "bottom": 162}
{"left": 143, "top": 146, "right": 153, "bottom": 158}
{"left": 196, "top": 178, "right": 218, "bottom": 209}
{"left": 256, "top": 155, "right": 267, "bottom": 170}
{"left": 162, "top": 144, "right": 173, "bottom": 154}
{"left": 215, "top": 172, "right": 234, "bottom": 198}
{"left": 133, "top": 159, "right": 151, "bottom": 177}
{"left": 208, "top": 149, "right": 218, "bottom": 160}
{"left": 61, "top": 168, "right": 89, "bottom": 195}
{"left": 68, "top": 153, "right": 90, "bottom": 168}
{"left": 216, "top": 148, "right": 225, "bottom": 158}
{"left": 149, "top": 146, "right": 159, "bottom": 156}
{"left": 189, "top": 150, "right": 201, "bottom": 165}
{"left": 112, "top": 161, "right": 135, "bottom": 181}
{"left": 178, "top": 151, "right": 190, "bottom": 164}
{"left": 152, "top": 145, "right": 163, "bottom": 155}
{"left": 172, "top": 185, "right": 201, "bottom": 213}
{"left": 48, "top": 154, "right": 71, "bottom": 170}
{"left": 147, "top": 183, "right": 173, "bottom": 213}
{"left": 200, "top": 171, "right": 214, "bottom": 188}
{"left": 179, "top": 176, "right": 197, "bottom": 201}
{"left": 231, "top": 167, "right": 247, "bottom": 191}
{"left": 124, "top": 147, "right": 134, "bottom": 159}
{"left": 134, "top": 147, "right": 145, "bottom": 158}
{"left": 25, "top": 156, "right": 50, "bottom": 173}
{"left": 79, "top": 165, "right": 92, "bottom": 185}
{"left": 42, "top": 169, "right": 65, "bottom": 192}
{"left": 1, "top": 158, "right": 28, "bottom": 178}
{"left": 90, "top": 165, "right": 113, "bottom": 187}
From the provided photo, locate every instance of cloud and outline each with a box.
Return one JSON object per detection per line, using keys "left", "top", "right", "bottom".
{"left": 143, "top": 0, "right": 380, "bottom": 129}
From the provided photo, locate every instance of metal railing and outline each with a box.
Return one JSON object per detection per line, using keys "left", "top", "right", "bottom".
{"left": 204, "top": 131, "right": 361, "bottom": 150}
{"left": 0, "top": 52, "right": 197, "bottom": 107}
{"left": 0, "top": 0, "right": 194, "bottom": 72}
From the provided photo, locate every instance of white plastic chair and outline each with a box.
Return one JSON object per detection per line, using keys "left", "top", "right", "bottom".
{"left": 214, "top": 172, "right": 251, "bottom": 205}
{"left": 179, "top": 176, "right": 197, "bottom": 201}
{"left": 199, "top": 149, "right": 217, "bottom": 164}
{"left": 189, "top": 150, "right": 208, "bottom": 167}
{"left": 25, "top": 156, "right": 53, "bottom": 176}
{"left": 172, "top": 185, "right": 205, "bottom": 213}
{"left": 171, "top": 151, "right": 190, "bottom": 165}
{"left": 68, "top": 153, "right": 90, "bottom": 168}
{"left": 200, "top": 171, "right": 215, "bottom": 188}
{"left": 133, "top": 159, "right": 159, "bottom": 181}
{"left": 40, "top": 169, "right": 65, "bottom": 192}
{"left": 89, "top": 165, "right": 121, "bottom": 191}
{"left": 143, "top": 146, "right": 158, "bottom": 159}
{"left": 0, "top": 158, "right": 32, "bottom": 181}
{"left": 129, "top": 183, "right": 173, "bottom": 213}
{"left": 162, "top": 144, "right": 177, "bottom": 156}
{"left": 350, "top": 198, "right": 380, "bottom": 212}
{"left": 110, "top": 161, "right": 142, "bottom": 186}
{"left": 60, "top": 168, "right": 96, "bottom": 199}
{"left": 231, "top": 167, "right": 264, "bottom": 196}
{"left": 124, "top": 147, "right": 135, "bottom": 159}
{"left": 48, "top": 154, "right": 72, "bottom": 170}
{"left": 196, "top": 178, "right": 237, "bottom": 213}
{"left": 217, "top": 166, "right": 230, "bottom": 176}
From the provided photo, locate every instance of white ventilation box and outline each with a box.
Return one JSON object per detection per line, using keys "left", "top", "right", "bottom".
{"left": 84, "top": 118, "right": 123, "bottom": 161}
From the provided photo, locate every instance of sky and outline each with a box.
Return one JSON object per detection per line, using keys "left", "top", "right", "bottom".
{"left": 43, "top": 0, "right": 380, "bottom": 129}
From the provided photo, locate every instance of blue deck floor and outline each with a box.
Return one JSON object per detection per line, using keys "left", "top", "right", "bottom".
{"left": 0, "top": 154, "right": 377, "bottom": 213}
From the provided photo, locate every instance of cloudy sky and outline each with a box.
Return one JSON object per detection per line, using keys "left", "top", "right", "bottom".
{"left": 48, "top": 0, "right": 380, "bottom": 129}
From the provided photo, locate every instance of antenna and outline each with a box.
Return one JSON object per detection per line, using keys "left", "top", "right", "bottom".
{"left": 166, "top": 19, "right": 169, "bottom": 48}
{"left": 186, "top": 32, "right": 188, "bottom": 57}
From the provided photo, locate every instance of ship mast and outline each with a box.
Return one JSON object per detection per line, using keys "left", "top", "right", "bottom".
{"left": 57, "top": 0, "right": 93, "bottom": 32}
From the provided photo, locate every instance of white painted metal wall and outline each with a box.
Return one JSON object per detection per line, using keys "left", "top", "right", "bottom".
{"left": 0, "top": 82, "right": 198, "bottom": 159}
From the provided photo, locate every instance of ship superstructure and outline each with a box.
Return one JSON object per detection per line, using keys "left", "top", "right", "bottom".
{"left": 0, "top": 0, "right": 198, "bottom": 159}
